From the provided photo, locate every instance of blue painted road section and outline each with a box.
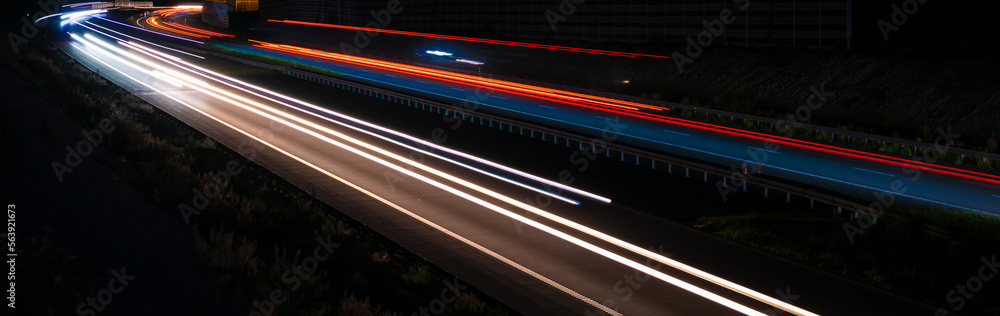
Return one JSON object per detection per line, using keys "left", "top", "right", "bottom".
{"left": 216, "top": 40, "right": 1000, "bottom": 215}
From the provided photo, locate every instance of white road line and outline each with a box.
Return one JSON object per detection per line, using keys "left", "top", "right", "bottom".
{"left": 852, "top": 167, "right": 895, "bottom": 177}
{"left": 747, "top": 146, "right": 780, "bottom": 155}
{"left": 662, "top": 129, "right": 690, "bottom": 137}
{"left": 537, "top": 105, "right": 556, "bottom": 110}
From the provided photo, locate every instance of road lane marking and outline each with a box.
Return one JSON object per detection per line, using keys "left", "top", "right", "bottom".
{"left": 747, "top": 146, "right": 780, "bottom": 155}
{"left": 450, "top": 87, "right": 465, "bottom": 92}
{"left": 852, "top": 167, "right": 895, "bottom": 177}
{"left": 537, "top": 105, "right": 556, "bottom": 110}
{"left": 490, "top": 95, "right": 506, "bottom": 100}
{"left": 663, "top": 129, "right": 690, "bottom": 137}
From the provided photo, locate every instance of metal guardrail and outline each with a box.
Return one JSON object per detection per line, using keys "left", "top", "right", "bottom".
{"left": 209, "top": 52, "right": 877, "bottom": 216}
{"left": 382, "top": 57, "right": 1000, "bottom": 166}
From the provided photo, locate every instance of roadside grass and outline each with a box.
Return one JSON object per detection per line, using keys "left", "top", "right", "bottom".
{"left": 17, "top": 40, "right": 513, "bottom": 316}
{"left": 695, "top": 207, "right": 1000, "bottom": 316}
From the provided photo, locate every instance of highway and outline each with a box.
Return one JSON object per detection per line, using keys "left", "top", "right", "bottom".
{"left": 220, "top": 36, "right": 1000, "bottom": 215}
{"left": 47, "top": 9, "right": 963, "bottom": 315}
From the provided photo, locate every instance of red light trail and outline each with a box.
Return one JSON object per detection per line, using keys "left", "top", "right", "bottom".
{"left": 268, "top": 19, "right": 669, "bottom": 59}
{"left": 251, "top": 40, "right": 1000, "bottom": 187}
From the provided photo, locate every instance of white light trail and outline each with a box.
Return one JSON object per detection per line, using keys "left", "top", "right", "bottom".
{"left": 77, "top": 37, "right": 820, "bottom": 316}
{"left": 456, "top": 59, "right": 484, "bottom": 65}
{"left": 66, "top": 41, "right": 621, "bottom": 315}
{"left": 35, "top": 12, "right": 63, "bottom": 24}
{"left": 158, "top": 67, "right": 769, "bottom": 316}
{"left": 61, "top": 9, "right": 106, "bottom": 20}
{"left": 82, "top": 21, "right": 205, "bottom": 59}
{"left": 425, "top": 50, "right": 453, "bottom": 56}
{"left": 124, "top": 43, "right": 612, "bottom": 204}
{"left": 121, "top": 43, "right": 822, "bottom": 315}
{"left": 122, "top": 43, "right": 580, "bottom": 205}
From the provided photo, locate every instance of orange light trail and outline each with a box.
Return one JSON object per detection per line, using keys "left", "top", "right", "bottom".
{"left": 268, "top": 19, "right": 669, "bottom": 59}
{"left": 145, "top": 15, "right": 207, "bottom": 38}
{"left": 251, "top": 41, "right": 668, "bottom": 113}
{"left": 143, "top": 7, "right": 235, "bottom": 38}
{"left": 251, "top": 40, "right": 1000, "bottom": 187}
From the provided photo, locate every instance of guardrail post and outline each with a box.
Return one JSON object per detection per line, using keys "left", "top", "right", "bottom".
{"left": 810, "top": 199, "right": 815, "bottom": 209}
{"left": 685, "top": 168, "right": 689, "bottom": 178}
{"left": 764, "top": 187, "right": 769, "bottom": 198}
{"left": 703, "top": 172, "right": 708, "bottom": 182}
{"left": 786, "top": 192, "right": 791, "bottom": 203}
{"left": 742, "top": 182, "right": 747, "bottom": 192}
